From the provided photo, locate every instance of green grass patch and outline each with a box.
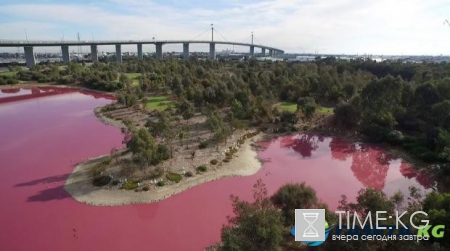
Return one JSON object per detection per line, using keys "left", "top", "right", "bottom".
{"left": 318, "top": 106, "right": 334, "bottom": 114}
{"left": 124, "top": 73, "right": 141, "bottom": 86}
{"left": 121, "top": 180, "right": 139, "bottom": 190}
{"left": 166, "top": 172, "right": 182, "bottom": 183}
{"left": 277, "top": 102, "right": 297, "bottom": 113}
{"left": 0, "top": 71, "right": 17, "bottom": 77}
{"left": 124, "top": 73, "right": 142, "bottom": 79}
{"left": 145, "top": 96, "right": 175, "bottom": 111}
{"left": 278, "top": 102, "right": 333, "bottom": 115}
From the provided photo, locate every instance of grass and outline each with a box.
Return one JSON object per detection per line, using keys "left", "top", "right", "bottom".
{"left": 166, "top": 172, "right": 183, "bottom": 183}
{"left": 145, "top": 96, "right": 175, "bottom": 111}
{"left": 277, "top": 102, "right": 297, "bottom": 113}
{"left": 124, "top": 73, "right": 142, "bottom": 86}
{"left": 277, "top": 102, "right": 334, "bottom": 115}
{"left": 0, "top": 71, "right": 17, "bottom": 77}
{"left": 318, "top": 106, "right": 334, "bottom": 114}
{"left": 121, "top": 180, "right": 139, "bottom": 190}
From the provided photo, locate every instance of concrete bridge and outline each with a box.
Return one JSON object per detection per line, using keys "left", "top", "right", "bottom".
{"left": 0, "top": 39, "right": 285, "bottom": 68}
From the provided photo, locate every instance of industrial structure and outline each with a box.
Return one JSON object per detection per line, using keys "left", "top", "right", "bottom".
{"left": 0, "top": 38, "right": 284, "bottom": 68}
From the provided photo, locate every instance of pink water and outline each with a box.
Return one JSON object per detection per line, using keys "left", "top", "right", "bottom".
{"left": 0, "top": 88, "right": 432, "bottom": 251}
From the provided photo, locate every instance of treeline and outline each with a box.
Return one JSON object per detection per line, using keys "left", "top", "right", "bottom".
{"left": 5, "top": 58, "right": 450, "bottom": 164}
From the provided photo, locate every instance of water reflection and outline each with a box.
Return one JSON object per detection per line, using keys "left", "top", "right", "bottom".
{"left": 329, "top": 137, "right": 356, "bottom": 161}
{"left": 279, "top": 134, "right": 433, "bottom": 191}
{"left": 350, "top": 146, "right": 391, "bottom": 190}
{"left": 0, "top": 87, "right": 115, "bottom": 104}
{"left": 400, "top": 162, "right": 433, "bottom": 189}
{"left": 279, "top": 134, "right": 324, "bottom": 158}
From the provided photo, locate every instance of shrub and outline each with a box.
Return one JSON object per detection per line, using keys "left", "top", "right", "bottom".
{"left": 280, "top": 111, "right": 298, "bottom": 125}
{"left": 197, "top": 165, "right": 208, "bottom": 172}
{"left": 93, "top": 175, "right": 111, "bottom": 187}
{"left": 112, "top": 180, "right": 120, "bottom": 186}
{"left": 361, "top": 124, "right": 390, "bottom": 142}
{"left": 210, "top": 159, "right": 218, "bottom": 165}
{"left": 199, "top": 141, "right": 208, "bottom": 149}
{"left": 157, "top": 181, "right": 165, "bottom": 187}
{"left": 166, "top": 172, "right": 183, "bottom": 183}
{"left": 90, "top": 163, "right": 107, "bottom": 178}
{"left": 223, "top": 158, "right": 230, "bottom": 163}
{"left": 101, "top": 156, "right": 113, "bottom": 165}
{"left": 148, "top": 167, "right": 164, "bottom": 179}
{"left": 121, "top": 180, "right": 139, "bottom": 190}
{"left": 185, "top": 171, "right": 194, "bottom": 177}
{"left": 142, "top": 185, "right": 150, "bottom": 191}
{"left": 151, "top": 144, "right": 170, "bottom": 165}
{"left": 386, "top": 130, "right": 404, "bottom": 145}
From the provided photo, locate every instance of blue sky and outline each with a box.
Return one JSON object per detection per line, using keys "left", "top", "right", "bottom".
{"left": 1, "top": 0, "right": 450, "bottom": 54}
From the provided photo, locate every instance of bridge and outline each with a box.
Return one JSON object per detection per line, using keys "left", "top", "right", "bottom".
{"left": 0, "top": 38, "right": 285, "bottom": 68}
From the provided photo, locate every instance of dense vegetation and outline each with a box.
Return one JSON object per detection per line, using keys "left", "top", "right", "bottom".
{"left": 218, "top": 180, "right": 450, "bottom": 251}
{"left": 4, "top": 58, "right": 450, "bottom": 166}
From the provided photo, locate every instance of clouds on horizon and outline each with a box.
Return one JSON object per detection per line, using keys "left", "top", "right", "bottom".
{"left": 0, "top": 0, "right": 450, "bottom": 54}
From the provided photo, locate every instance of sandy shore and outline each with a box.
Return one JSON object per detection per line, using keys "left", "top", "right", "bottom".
{"left": 64, "top": 134, "right": 264, "bottom": 206}
{"left": 93, "top": 107, "right": 126, "bottom": 129}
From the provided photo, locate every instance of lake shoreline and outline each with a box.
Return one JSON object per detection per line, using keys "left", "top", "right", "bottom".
{"left": 64, "top": 133, "right": 265, "bottom": 206}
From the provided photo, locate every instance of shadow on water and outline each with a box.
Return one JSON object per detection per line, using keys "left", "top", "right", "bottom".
{"left": 15, "top": 171, "right": 95, "bottom": 203}
{"left": 15, "top": 174, "right": 70, "bottom": 187}
{"left": 27, "top": 184, "right": 71, "bottom": 202}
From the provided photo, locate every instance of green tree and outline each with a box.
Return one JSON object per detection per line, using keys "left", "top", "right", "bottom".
{"left": 422, "top": 192, "right": 450, "bottom": 248}
{"left": 179, "top": 99, "right": 195, "bottom": 126}
{"left": 297, "top": 97, "right": 317, "bottom": 120}
{"left": 271, "top": 183, "right": 318, "bottom": 226}
{"left": 221, "top": 180, "right": 284, "bottom": 251}
{"left": 334, "top": 103, "right": 361, "bottom": 128}
{"left": 127, "top": 128, "right": 156, "bottom": 166}
{"left": 431, "top": 100, "right": 450, "bottom": 129}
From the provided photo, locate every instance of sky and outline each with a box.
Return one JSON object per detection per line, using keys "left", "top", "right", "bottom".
{"left": 1, "top": 0, "right": 450, "bottom": 55}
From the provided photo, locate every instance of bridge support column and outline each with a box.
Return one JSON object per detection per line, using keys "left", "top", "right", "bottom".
{"left": 24, "top": 46, "right": 36, "bottom": 68}
{"left": 61, "top": 45, "right": 70, "bottom": 64}
{"left": 115, "top": 44, "right": 122, "bottom": 62}
{"left": 209, "top": 43, "right": 216, "bottom": 60}
{"left": 262, "top": 48, "right": 266, "bottom": 57}
{"left": 183, "top": 43, "right": 189, "bottom": 59}
{"left": 250, "top": 46, "right": 255, "bottom": 57}
{"left": 156, "top": 43, "right": 163, "bottom": 59}
{"left": 91, "top": 45, "right": 98, "bottom": 62}
{"left": 137, "top": 44, "right": 143, "bottom": 60}
{"left": 269, "top": 49, "right": 274, "bottom": 57}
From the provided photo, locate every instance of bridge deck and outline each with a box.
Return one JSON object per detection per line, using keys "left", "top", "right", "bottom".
{"left": 0, "top": 40, "right": 284, "bottom": 53}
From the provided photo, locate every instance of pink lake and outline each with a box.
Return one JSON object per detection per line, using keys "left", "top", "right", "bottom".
{"left": 0, "top": 87, "right": 432, "bottom": 251}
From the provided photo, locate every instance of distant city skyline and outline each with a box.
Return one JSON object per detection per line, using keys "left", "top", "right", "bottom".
{"left": 1, "top": 0, "right": 450, "bottom": 55}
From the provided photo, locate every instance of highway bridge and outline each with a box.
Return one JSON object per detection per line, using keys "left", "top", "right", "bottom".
{"left": 0, "top": 39, "right": 285, "bottom": 68}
